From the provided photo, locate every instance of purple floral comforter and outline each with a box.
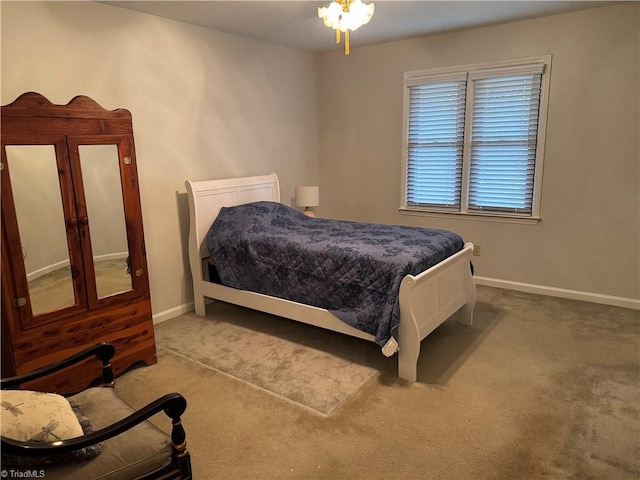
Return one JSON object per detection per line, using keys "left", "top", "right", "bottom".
{"left": 206, "top": 201, "right": 464, "bottom": 349}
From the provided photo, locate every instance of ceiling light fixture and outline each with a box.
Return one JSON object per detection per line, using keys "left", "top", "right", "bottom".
{"left": 318, "top": 0, "right": 375, "bottom": 55}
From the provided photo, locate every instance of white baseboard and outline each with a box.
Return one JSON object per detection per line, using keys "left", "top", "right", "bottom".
{"left": 153, "top": 302, "right": 194, "bottom": 325}
{"left": 27, "top": 259, "right": 70, "bottom": 282}
{"left": 474, "top": 276, "right": 640, "bottom": 310}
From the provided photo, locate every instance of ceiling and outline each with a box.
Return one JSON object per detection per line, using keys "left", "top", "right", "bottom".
{"left": 104, "top": 1, "right": 618, "bottom": 53}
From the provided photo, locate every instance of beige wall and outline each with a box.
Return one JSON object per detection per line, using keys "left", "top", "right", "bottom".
{"left": 317, "top": 3, "right": 640, "bottom": 301}
{"left": 1, "top": 1, "right": 319, "bottom": 318}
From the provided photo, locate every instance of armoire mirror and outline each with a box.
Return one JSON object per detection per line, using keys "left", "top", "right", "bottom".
{"left": 78, "top": 144, "right": 132, "bottom": 300}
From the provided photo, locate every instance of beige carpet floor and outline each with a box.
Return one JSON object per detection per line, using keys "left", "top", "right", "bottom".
{"left": 116, "top": 286, "right": 640, "bottom": 480}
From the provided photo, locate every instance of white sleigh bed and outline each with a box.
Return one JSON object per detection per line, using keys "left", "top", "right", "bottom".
{"left": 185, "top": 173, "right": 476, "bottom": 382}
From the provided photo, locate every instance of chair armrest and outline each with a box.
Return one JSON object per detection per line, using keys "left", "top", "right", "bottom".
{"left": 1, "top": 392, "right": 187, "bottom": 456}
{"left": 1, "top": 343, "right": 116, "bottom": 390}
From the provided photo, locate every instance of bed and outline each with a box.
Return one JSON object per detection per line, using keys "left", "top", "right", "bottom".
{"left": 185, "top": 173, "right": 476, "bottom": 382}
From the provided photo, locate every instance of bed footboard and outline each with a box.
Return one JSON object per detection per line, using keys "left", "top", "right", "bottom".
{"left": 397, "top": 243, "right": 476, "bottom": 382}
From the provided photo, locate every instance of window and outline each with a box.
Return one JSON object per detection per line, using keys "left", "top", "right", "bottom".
{"left": 402, "top": 56, "right": 551, "bottom": 221}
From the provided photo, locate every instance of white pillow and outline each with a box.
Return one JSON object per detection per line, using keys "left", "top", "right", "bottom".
{"left": 1, "top": 390, "right": 84, "bottom": 442}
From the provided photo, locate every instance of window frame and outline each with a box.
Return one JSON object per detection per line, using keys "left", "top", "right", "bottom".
{"left": 400, "top": 55, "right": 552, "bottom": 224}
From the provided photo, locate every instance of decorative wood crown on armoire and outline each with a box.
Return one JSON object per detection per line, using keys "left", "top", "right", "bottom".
{"left": 1, "top": 92, "right": 157, "bottom": 393}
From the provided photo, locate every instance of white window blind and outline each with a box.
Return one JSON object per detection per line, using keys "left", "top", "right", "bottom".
{"left": 402, "top": 57, "right": 549, "bottom": 220}
{"left": 468, "top": 73, "right": 542, "bottom": 214}
{"left": 406, "top": 80, "right": 466, "bottom": 209}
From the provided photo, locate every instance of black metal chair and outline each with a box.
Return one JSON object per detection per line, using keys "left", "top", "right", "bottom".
{"left": 1, "top": 343, "right": 192, "bottom": 480}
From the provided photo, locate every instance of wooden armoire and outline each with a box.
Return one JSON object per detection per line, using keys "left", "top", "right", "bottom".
{"left": 1, "top": 92, "right": 156, "bottom": 393}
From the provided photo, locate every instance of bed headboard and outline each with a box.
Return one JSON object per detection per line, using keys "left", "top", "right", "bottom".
{"left": 185, "top": 173, "right": 280, "bottom": 261}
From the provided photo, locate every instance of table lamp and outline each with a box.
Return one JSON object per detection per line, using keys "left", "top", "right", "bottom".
{"left": 295, "top": 186, "right": 319, "bottom": 217}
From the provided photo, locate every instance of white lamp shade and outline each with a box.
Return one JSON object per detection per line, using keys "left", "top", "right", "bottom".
{"left": 295, "top": 186, "right": 320, "bottom": 207}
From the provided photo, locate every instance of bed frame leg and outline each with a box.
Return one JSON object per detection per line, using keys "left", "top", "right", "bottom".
{"left": 457, "top": 261, "right": 477, "bottom": 326}
{"left": 398, "top": 275, "right": 422, "bottom": 382}
{"left": 194, "top": 295, "right": 206, "bottom": 316}
{"left": 398, "top": 337, "right": 419, "bottom": 382}
{"left": 458, "top": 302, "right": 474, "bottom": 326}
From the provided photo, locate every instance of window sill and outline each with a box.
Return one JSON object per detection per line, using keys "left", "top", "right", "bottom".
{"left": 399, "top": 207, "right": 541, "bottom": 225}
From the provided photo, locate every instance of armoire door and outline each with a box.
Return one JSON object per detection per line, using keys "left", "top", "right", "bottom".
{"left": 66, "top": 134, "right": 150, "bottom": 312}
{"left": 1, "top": 134, "right": 89, "bottom": 329}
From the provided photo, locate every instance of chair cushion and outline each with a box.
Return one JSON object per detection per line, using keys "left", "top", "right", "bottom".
{"left": 1, "top": 390, "right": 84, "bottom": 441}
{"left": 33, "top": 387, "right": 173, "bottom": 480}
{"left": 1, "top": 397, "right": 104, "bottom": 468}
